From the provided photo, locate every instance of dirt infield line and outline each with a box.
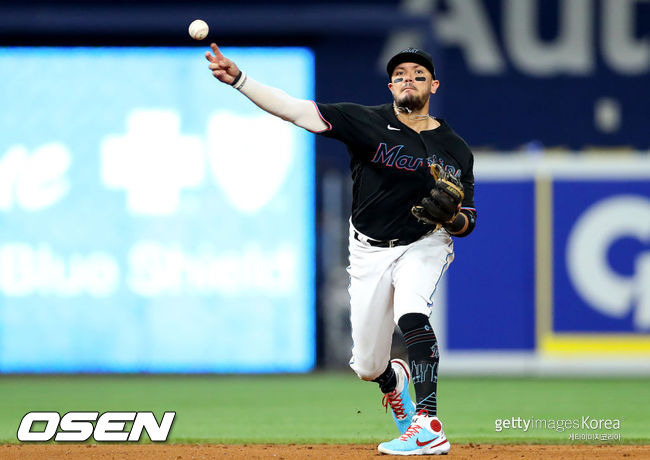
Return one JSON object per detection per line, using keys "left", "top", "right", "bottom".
{"left": 3, "top": 443, "right": 650, "bottom": 459}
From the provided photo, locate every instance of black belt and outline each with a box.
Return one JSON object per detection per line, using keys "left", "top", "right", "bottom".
{"left": 354, "top": 231, "right": 416, "bottom": 248}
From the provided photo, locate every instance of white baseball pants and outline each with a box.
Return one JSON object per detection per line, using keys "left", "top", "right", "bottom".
{"left": 347, "top": 223, "right": 454, "bottom": 381}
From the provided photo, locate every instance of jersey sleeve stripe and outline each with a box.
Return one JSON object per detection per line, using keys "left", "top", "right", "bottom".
{"left": 306, "top": 101, "right": 333, "bottom": 133}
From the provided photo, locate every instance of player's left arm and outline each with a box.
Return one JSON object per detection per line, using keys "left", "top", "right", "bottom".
{"left": 444, "top": 155, "right": 476, "bottom": 237}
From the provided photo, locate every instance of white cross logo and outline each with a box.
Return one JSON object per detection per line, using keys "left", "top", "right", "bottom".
{"left": 101, "top": 110, "right": 204, "bottom": 215}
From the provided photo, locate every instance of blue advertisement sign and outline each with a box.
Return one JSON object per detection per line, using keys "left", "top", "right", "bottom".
{"left": 0, "top": 47, "right": 315, "bottom": 372}
{"left": 553, "top": 181, "right": 650, "bottom": 333}
{"left": 447, "top": 180, "right": 536, "bottom": 351}
{"left": 447, "top": 157, "right": 650, "bottom": 354}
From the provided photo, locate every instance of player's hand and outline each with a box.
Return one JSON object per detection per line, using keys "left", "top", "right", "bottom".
{"left": 411, "top": 165, "right": 464, "bottom": 225}
{"left": 205, "top": 43, "right": 240, "bottom": 85}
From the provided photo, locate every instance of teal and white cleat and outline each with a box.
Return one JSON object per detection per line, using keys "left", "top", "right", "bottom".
{"left": 382, "top": 359, "right": 417, "bottom": 435}
{"left": 378, "top": 411, "right": 450, "bottom": 456}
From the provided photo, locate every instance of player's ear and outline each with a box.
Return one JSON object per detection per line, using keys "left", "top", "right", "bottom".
{"left": 430, "top": 79, "right": 440, "bottom": 95}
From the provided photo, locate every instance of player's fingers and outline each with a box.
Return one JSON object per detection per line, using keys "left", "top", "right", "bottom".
{"left": 209, "top": 58, "right": 231, "bottom": 71}
{"left": 210, "top": 43, "right": 224, "bottom": 58}
{"left": 205, "top": 51, "right": 216, "bottom": 63}
{"left": 219, "top": 59, "right": 234, "bottom": 74}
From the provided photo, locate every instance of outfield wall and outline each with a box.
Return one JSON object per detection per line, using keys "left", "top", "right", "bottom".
{"left": 434, "top": 154, "right": 650, "bottom": 375}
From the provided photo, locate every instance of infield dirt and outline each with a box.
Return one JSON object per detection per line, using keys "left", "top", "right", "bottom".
{"left": 3, "top": 443, "right": 649, "bottom": 459}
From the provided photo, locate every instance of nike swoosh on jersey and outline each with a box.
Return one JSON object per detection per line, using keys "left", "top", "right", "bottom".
{"left": 387, "top": 124, "right": 401, "bottom": 131}
{"left": 415, "top": 436, "right": 439, "bottom": 447}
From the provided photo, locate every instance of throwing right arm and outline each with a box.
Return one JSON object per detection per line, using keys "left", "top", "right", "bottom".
{"left": 205, "top": 43, "right": 328, "bottom": 133}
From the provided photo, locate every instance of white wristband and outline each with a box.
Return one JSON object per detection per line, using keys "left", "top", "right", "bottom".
{"left": 233, "top": 71, "right": 248, "bottom": 91}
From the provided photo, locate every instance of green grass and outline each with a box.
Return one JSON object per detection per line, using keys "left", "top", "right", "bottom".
{"left": 0, "top": 374, "right": 648, "bottom": 444}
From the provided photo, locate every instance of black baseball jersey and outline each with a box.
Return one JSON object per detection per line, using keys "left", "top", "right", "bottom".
{"left": 315, "top": 102, "right": 475, "bottom": 242}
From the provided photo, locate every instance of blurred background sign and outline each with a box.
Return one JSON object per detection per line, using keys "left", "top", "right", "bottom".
{"left": 0, "top": 47, "right": 315, "bottom": 372}
{"left": 410, "top": 0, "right": 650, "bottom": 150}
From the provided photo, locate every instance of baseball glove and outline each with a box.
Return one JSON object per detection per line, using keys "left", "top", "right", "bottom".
{"left": 411, "top": 164, "right": 464, "bottom": 226}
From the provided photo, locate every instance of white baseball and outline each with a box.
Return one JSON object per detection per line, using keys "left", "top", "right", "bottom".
{"left": 188, "top": 19, "right": 209, "bottom": 40}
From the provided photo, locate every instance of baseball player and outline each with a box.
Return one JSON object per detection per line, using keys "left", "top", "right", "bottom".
{"left": 206, "top": 44, "right": 476, "bottom": 456}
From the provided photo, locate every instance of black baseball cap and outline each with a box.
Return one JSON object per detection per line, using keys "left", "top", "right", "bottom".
{"left": 386, "top": 48, "right": 436, "bottom": 80}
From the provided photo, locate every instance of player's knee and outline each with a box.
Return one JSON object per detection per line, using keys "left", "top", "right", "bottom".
{"left": 356, "top": 370, "right": 379, "bottom": 381}
{"left": 350, "top": 359, "right": 386, "bottom": 381}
